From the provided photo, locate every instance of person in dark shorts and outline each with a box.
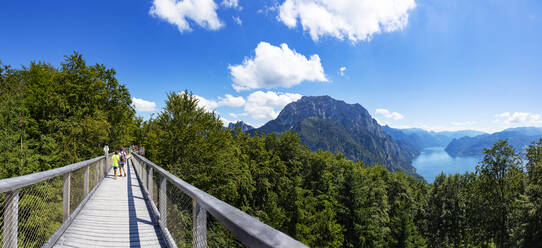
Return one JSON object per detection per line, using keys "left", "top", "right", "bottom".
{"left": 119, "top": 148, "right": 127, "bottom": 177}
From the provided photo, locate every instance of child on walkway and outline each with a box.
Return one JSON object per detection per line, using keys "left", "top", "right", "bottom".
{"left": 112, "top": 150, "right": 120, "bottom": 180}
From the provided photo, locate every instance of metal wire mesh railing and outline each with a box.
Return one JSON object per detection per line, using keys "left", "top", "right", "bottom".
{"left": 69, "top": 166, "right": 85, "bottom": 214}
{"left": 206, "top": 215, "right": 244, "bottom": 247}
{"left": 131, "top": 153, "right": 308, "bottom": 248}
{"left": 166, "top": 180, "right": 193, "bottom": 247}
{"left": 16, "top": 176, "right": 63, "bottom": 248}
{"left": 0, "top": 147, "right": 111, "bottom": 248}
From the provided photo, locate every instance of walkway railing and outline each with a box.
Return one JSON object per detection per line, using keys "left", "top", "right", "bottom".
{"left": 131, "top": 153, "right": 307, "bottom": 248}
{"left": 0, "top": 148, "right": 112, "bottom": 248}
{"left": 0, "top": 148, "right": 307, "bottom": 248}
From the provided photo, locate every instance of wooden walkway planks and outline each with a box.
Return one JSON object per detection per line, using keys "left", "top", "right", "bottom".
{"left": 53, "top": 163, "right": 166, "bottom": 248}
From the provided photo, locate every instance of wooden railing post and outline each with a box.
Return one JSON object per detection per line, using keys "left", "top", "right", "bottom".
{"left": 143, "top": 164, "right": 147, "bottom": 190}
{"left": 84, "top": 165, "right": 89, "bottom": 196}
{"left": 148, "top": 167, "right": 153, "bottom": 200}
{"left": 159, "top": 175, "right": 167, "bottom": 224}
{"left": 193, "top": 199, "right": 207, "bottom": 248}
{"left": 133, "top": 158, "right": 137, "bottom": 174}
{"left": 95, "top": 161, "right": 99, "bottom": 183}
{"left": 103, "top": 145, "right": 109, "bottom": 177}
{"left": 3, "top": 190, "right": 19, "bottom": 248}
{"left": 102, "top": 158, "right": 106, "bottom": 178}
{"left": 63, "top": 172, "right": 71, "bottom": 222}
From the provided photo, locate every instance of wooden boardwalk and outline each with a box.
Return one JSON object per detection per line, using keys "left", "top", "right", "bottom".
{"left": 53, "top": 163, "right": 167, "bottom": 248}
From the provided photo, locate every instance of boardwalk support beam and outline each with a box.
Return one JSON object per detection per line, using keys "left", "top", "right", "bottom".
{"left": 193, "top": 199, "right": 207, "bottom": 248}
{"left": 103, "top": 145, "right": 109, "bottom": 177}
{"left": 63, "top": 172, "right": 71, "bottom": 222}
{"left": 148, "top": 167, "right": 153, "bottom": 200}
{"left": 3, "top": 190, "right": 19, "bottom": 248}
{"left": 159, "top": 175, "right": 167, "bottom": 224}
{"left": 84, "top": 165, "right": 89, "bottom": 196}
{"left": 95, "top": 161, "right": 99, "bottom": 185}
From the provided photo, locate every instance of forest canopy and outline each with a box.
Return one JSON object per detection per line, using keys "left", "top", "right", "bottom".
{"left": 0, "top": 53, "right": 136, "bottom": 178}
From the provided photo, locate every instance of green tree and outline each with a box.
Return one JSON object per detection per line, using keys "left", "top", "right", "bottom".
{"left": 519, "top": 139, "right": 542, "bottom": 246}
{"left": 476, "top": 140, "right": 524, "bottom": 248}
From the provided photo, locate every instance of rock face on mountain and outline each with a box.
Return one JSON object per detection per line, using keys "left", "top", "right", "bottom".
{"left": 255, "top": 96, "right": 420, "bottom": 177}
{"left": 228, "top": 121, "right": 254, "bottom": 132}
{"left": 445, "top": 127, "right": 542, "bottom": 157}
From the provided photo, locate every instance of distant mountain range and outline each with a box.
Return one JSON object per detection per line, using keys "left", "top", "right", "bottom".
{"left": 228, "top": 121, "right": 255, "bottom": 132}
{"left": 383, "top": 126, "right": 486, "bottom": 151}
{"left": 251, "top": 96, "right": 420, "bottom": 177}
{"left": 445, "top": 127, "right": 542, "bottom": 156}
{"left": 233, "top": 95, "right": 542, "bottom": 177}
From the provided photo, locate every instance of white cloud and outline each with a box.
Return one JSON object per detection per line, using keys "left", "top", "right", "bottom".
{"left": 229, "top": 42, "right": 328, "bottom": 91}
{"left": 222, "top": 0, "right": 239, "bottom": 9}
{"left": 192, "top": 94, "right": 219, "bottom": 111}
{"left": 179, "top": 91, "right": 302, "bottom": 124}
{"left": 376, "top": 108, "right": 404, "bottom": 120}
{"left": 220, "top": 116, "right": 234, "bottom": 126}
{"left": 149, "top": 0, "right": 223, "bottom": 32}
{"left": 132, "top": 97, "right": 157, "bottom": 112}
{"left": 277, "top": 0, "right": 416, "bottom": 42}
{"left": 186, "top": 93, "right": 246, "bottom": 110}
{"left": 339, "top": 66, "right": 346, "bottom": 76}
{"left": 495, "top": 112, "right": 542, "bottom": 125}
{"left": 218, "top": 94, "right": 246, "bottom": 107}
{"left": 242, "top": 91, "right": 302, "bottom": 120}
{"left": 229, "top": 112, "right": 248, "bottom": 118}
{"left": 233, "top": 16, "right": 242, "bottom": 25}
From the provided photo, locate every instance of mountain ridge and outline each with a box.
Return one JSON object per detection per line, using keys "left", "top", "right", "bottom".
{"left": 228, "top": 121, "right": 255, "bottom": 132}
{"left": 253, "top": 95, "right": 420, "bottom": 177}
{"left": 445, "top": 127, "right": 542, "bottom": 156}
{"left": 383, "top": 126, "right": 486, "bottom": 151}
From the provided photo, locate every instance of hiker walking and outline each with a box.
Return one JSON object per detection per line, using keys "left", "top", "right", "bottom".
{"left": 119, "top": 147, "right": 127, "bottom": 177}
{"left": 112, "top": 151, "right": 120, "bottom": 179}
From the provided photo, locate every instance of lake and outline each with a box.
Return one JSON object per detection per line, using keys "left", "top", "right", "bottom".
{"left": 412, "top": 147, "right": 481, "bottom": 183}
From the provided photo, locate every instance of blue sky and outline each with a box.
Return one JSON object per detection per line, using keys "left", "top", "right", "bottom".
{"left": 1, "top": 0, "right": 541, "bottom": 132}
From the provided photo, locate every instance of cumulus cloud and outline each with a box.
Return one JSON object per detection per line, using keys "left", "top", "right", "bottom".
{"left": 218, "top": 94, "right": 246, "bottom": 107}
{"left": 229, "top": 112, "right": 248, "bottom": 118}
{"left": 132, "top": 97, "right": 157, "bottom": 112}
{"left": 495, "top": 112, "right": 542, "bottom": 125}
{"left": 339, "top": 66, "right": 346, "bottom": 76}
{"left": 277, "top": 0, "right": 416, "bottom": 42}
{"left": 222, "top": 0, "right": 239, "bottom": 9}
{"left": 187, "top": 93, "right": 246, "bottom": 110}
{"left": 233, "top": 16, "right": 242, "bottom": 25}
{"left": 229, "top": 42, "right": 328, "bottom": 91}
{"left": 219, "top": 116, "right": 234, "bottom": 126}
{"left": 192, "top": 94, "right": 219, "bottom": 111}
{"left": 149, "top": 0, "right": 223, "bottom": 32}
{"left": 375, "top": 108, "right": 404, "bottom": 120}
{"left": 180, "top": 91, "right": 302, "bottom": 123}
{"left": 242, "top": 91, "right": 302, "bottom": 120}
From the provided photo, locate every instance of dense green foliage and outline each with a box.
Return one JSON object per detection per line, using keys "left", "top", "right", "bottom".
{"left": 2, "top": 55, "right": 541, "bottom": 247}
{"left": 0, "top": 53, "right": 136, "bottom": 179}
{"left": 0, "top": 54, "right": 137, "bottom": 246}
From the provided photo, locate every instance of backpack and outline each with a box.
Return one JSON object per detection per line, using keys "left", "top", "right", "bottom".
{"left": 121, "top": 153, "right": 126, "bottom": 162}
